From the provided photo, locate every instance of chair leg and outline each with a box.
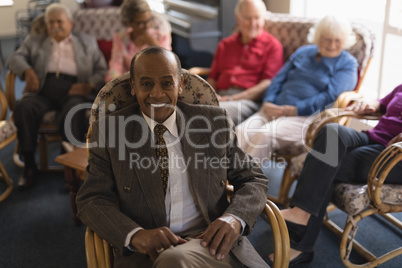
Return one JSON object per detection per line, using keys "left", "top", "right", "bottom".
{"left": 324, "top": 207, "right": 402, "bottom": 268}
{"left": 38, "top": 133, "right": 49, "bottom": 171}
{"left": 13, "top": 135, "right": 64, "bottom": 172}
{"left": 0, "top": 162, "right": 13, "bottom": 202}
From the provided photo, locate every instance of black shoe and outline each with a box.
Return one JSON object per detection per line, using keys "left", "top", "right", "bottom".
{"left": 285, "top": 219, "right": 307, "bottom": 245}
{"left": 18, "top": 168, "right": 36, "bottom": 190}
{"left": 266, "top": 251, "right": 314, "bottom": 267}
{"left": 289, "top": 251, "right": 314, "bottom": 266}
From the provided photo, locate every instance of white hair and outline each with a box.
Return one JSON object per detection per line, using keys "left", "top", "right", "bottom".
{"left": 151, "top": 11, "right": 171, "bottom": 35}
{"left": 45, "top": 3, "right": 73, "bottom": 23}
{"left": 308, "top": 15, "right": 356, "bottom": 49}
{"left": 235, "top": 0, "right": 266, "bottom": 17}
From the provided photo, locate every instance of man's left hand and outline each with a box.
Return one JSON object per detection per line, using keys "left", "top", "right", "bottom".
{"left": 196, "top": 215, "right": 241, "bottom": 261}
{"left": 68, "top": 83, "right": 92, "bottom": 96}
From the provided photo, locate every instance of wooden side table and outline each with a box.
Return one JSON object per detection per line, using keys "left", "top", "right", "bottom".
{"left": 55, "top": 147, "right": 88, "bottom": 226}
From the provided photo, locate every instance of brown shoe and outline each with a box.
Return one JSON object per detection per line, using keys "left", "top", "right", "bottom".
{"left": 18, "top": 168, "right": 36, "bottom": 190}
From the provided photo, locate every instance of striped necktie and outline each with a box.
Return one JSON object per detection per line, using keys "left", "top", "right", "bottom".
{"left": 154, "top": 124, "right": 169, "bottom": 197}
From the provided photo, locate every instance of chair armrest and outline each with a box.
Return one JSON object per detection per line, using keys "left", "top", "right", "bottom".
{"left": 334, "top": 91, "right": 364, "bottom": 109}
{"left": 188, "top": 67, "right": 211, "bottom": 77}
{"left": 85, "top": 227, "right": 113, "bottom": 268}
{"left": 226, "top": 183, "right": 290, "bottom": 267}
{"left": 304, "top": 108, "right": 382, "bottom": 149}
{"left": 0, "top": 89, "right": 8, "bottom": 121}
{"left": 5, "top": 71, "right": 16, "bottom": 111}
{"left": 367, "top": 141, "right": 402, "bottom": 213}
{"left": 265, "top": 199, "right": 290, "bottom": 268}
{"left": 84, "top": 186, "right": 290, "bottom": 268}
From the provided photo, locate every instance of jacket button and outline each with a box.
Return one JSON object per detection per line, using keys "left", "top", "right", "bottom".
{"left": 123, "top": 186, "right": 131, "bottom": 192}
{"left": 220, "top": 180, "right": 225, "bottom": 187}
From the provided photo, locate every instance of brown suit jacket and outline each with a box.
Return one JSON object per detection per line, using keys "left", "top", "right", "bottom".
{"left": 77, "top": 101, "right": 269, "bottom": 267}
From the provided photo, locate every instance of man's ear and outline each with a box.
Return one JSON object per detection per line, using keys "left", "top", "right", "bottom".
{"left": 129, "top": 78, "right": 136, "bottom": 96}
{"left": 178, "top": 75, "right": 184, "bottom": 95}
{"left": 235, "top": 13, "right": 240, "bottom": 24}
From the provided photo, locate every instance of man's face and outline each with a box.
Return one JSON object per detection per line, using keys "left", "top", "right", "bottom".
{"left": 130, "top": 52, "right": 183, "bottom": 123}
{"left": 46, "top": 10, "right": 73, "bottom": 41}
{"left": 236, "top": 1, "right": 265, "bottom": 44}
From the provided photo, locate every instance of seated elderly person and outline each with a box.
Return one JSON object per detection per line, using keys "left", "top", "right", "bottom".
{"left": 7, "top": 3, "right": 107, "bottom": 190}
{"left": 77, "top": 46, "right": 269, "bottom": 268}
{"left": 236, "top": 15, "right": 358, "bottom": 163}
{"left": 105, "top": 0, "right": 172, "bottom": 81}
{"left": 207, "top": 0, "right": 283, "bottom": 125}
{"left": 273, "top": 85, "right": 402, "bottom": 266}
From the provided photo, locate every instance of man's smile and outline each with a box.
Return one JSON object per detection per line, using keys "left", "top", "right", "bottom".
{"left": 150, "top": 103, "right": 168, "bottom": 108}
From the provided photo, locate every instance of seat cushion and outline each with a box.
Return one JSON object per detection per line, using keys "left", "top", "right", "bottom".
{"left": 0, "top": 120, "right": 17, "bottom": 143}
{"left": 332, "top": 183, "right": 402, "bottom": 215}
{"left": 290, "top": 153, "right": 402, "bottom": 216}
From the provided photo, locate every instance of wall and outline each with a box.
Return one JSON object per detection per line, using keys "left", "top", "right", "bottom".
{"left": 264, "top": 0, "right": 290, "bottom": 13}
{"left": 0, "top": 0, "right": 79, "bottom": 37}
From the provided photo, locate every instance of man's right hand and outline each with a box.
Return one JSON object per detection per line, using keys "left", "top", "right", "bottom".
{"left": 217, "top": 94, "right": 231, "bottom": 101}
{"left": 130, "top": 227, "right": 187, "bottom": 261}
{"left": 24, "top": 69, "right": 39, "bottom": 92}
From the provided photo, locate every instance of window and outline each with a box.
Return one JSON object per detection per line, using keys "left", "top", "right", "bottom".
{"left": 0, "top": 0, "right": 14, "bottom": 7}
{"left": 147, "top": 0, "right": 165, "bottom": 13}
{"left": 290, "top": 0, "right": 402, "bottom": 99}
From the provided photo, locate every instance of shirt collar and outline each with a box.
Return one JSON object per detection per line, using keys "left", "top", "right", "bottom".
{"left": 50, "top": 33, "right": 73, "bottom": 44}
{"left": 142, "top": 110, "right": 179, "bottom": 138}
{"left": 237, "top": 31, "right": 263, "bottom": 46}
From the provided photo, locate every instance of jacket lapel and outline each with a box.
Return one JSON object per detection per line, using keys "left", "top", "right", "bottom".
{"left": 125, "top": 109, "right": 167, "bottom": 227}
{"left": 41, "top": 38, "right": 52, "bottom": 78}
{"left": 176, "top": 102, "right": 211, "bottom": 224}
{"left": 71, "top": 34, "right": 87, "bottom": 82}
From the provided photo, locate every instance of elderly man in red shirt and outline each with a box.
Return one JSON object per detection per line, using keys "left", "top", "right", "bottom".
{"left": 207, "top": 0, "right": 283, "bottom": 125}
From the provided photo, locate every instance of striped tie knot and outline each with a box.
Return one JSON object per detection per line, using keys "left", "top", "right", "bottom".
{"left": 154, "top": 124, "right": 168, "bottom": 197}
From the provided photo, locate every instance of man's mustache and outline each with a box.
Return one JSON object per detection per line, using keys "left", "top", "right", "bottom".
{"left": 50, "top": 28, "right": 63, "bottom": 33}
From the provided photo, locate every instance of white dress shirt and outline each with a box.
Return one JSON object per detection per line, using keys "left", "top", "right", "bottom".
{"left": 125, "top": 111, "right": 245, "bottom": 249}
{"left": 47, "top": 34, "right": 77, "bottom": 76}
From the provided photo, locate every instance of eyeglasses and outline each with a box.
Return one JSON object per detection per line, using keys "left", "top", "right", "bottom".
{"left": 132, "top": 19, "right": 152, "bottom": 28}
{"left": 320, "top": 37, "right": 342, "bottom": 46}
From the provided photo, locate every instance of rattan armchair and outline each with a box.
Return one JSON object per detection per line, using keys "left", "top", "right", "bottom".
{"left": 296, "top": 109, "right": 402, "bottom": 267}
{"left": 85, "top": 198, "right": 290, "bottom": 268}
{"left": 6, "top": 70, "right": 63, "bottom": 171}
{"left": 189, "top": 13, "right": 375, "bottom": 206}
{"left": 6, "top": 14, "right": 64, "bottom": 171}
{"left": 0, "top": 88, "right": 17, "bottom": 201}
{"left": 83, "top": 69, "right": 290, "bottom": 268}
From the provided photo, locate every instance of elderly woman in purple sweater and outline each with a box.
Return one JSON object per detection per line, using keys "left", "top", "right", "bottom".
{"left": 275, "top": 84, "right": 402, "bottom": 266}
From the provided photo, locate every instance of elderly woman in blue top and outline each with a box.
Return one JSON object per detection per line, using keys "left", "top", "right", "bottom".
{"left": 236, "top": 15, "right": 358, "bottom": 162}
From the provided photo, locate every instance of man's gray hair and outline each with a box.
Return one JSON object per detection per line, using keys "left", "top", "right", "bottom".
{"left": 234, "top": 0, "right": 266, "bottom": 17}
{"left": 45, "top": 3, "right": 73, "bottom": 23}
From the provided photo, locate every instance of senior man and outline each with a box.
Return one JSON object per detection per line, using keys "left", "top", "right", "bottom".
{"left": 76, "top": 46, "right": 269, "bottom": 268}
{"left": 207, "top": 0, "right": 283, "bottom": 125}
{"left": 7, "top": 3, "right": 107, "bottom": 189}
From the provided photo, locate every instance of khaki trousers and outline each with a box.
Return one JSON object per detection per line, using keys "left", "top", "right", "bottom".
{"left": 153, "top": 238, "right": 243, "bottom": 268}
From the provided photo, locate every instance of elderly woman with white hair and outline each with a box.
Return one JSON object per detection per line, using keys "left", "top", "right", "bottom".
{"left": 236, "top": 15, "right": 358, "bottom": 164}
{"left": 106, "top": 0, "right": 172, "bottom": 81}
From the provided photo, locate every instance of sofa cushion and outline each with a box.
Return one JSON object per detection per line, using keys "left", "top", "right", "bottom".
{"left": 97, "top": 40, "right": 113, "bottom": 63}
